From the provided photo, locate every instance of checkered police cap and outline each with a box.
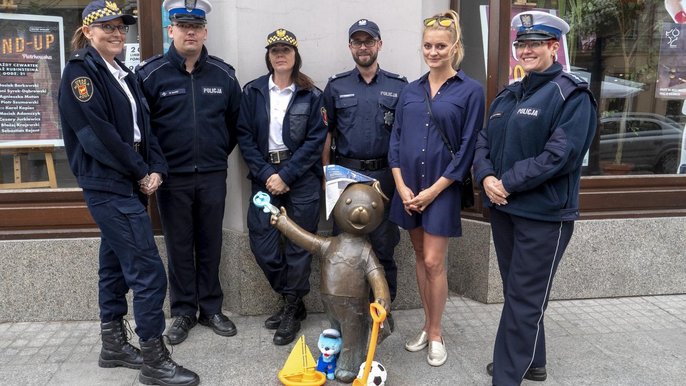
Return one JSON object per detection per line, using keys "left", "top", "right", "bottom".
{"left": 82, "top": 0, "right": 135, "bottom": 26}
{"left": 266, "top": 29, "right": 298, "bottom": 49}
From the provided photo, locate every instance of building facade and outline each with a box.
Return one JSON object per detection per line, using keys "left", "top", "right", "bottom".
{"left": 1, "top": 0, "right": 685, "bottom": 321}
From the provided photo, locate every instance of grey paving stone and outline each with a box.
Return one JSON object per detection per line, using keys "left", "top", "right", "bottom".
{"left": 1, "top": 295, "right": 685, "bottom": 385}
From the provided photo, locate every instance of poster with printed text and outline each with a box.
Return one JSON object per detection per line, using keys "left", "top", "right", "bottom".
{"left": 0, "top": 13, "right": 64, "bottom": 143}
{"left": 657, "top": 22, "right": 686, "bottom": 99}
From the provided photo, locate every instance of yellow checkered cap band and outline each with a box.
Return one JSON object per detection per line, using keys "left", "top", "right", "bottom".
{"left": 266, "top": 29, "right": 298, "bottom": 48}
{"left": 82, "top": 1, "right": 124, "bottom": 26}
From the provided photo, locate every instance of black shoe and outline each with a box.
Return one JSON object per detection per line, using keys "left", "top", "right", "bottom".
{"left": 139, "top": 336, "right": 199, "bottom": 386}
{"left": 264, "top": 298, "right": 307, "bottom": 330}
{"left": 273, "top": 296, "right": 302, "bottom": 345}
{"left": 166, "top": 315, "right": 197, "bottom": 345}
{"left": 487, "top": 362, "right": 547, "bottom": 381}
{"left": 99, "top": 319, "right": 143, "bottom": 369}
{"left": 199, "top": 313, "right": 237, "bottom": 337}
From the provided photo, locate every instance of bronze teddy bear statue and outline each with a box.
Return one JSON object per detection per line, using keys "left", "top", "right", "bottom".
{"left": 270, "top": 182, "right": 391, "bottom": 383}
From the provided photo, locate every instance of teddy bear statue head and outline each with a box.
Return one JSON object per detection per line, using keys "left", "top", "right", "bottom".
{"left": 332, "top": 182, "right": 388, "bottom": 236}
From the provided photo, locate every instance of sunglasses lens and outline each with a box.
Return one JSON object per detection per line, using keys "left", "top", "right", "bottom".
{"left": 439, "top": 19, "right": 453, "bottom": 27}
{"left": 423, "top": 18, "right": 436, "bottom": 27}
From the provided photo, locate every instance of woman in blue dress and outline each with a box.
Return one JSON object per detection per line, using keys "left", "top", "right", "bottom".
{"left": 388, "top": 10, "right": 484, "bottom": 367}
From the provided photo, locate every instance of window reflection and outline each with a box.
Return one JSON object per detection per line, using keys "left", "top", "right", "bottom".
{"left": 0, "top": 0, "right": 138, "bottom": 189}
{"left": 513, "top": 0, "right": 686, "bottom": 175}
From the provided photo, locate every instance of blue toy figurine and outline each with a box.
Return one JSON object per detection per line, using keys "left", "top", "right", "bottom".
{"left": 252, "top": 191, "right": 279, "bottom": 215}
{"left": 316, "top": 329, "right": 342, "bottom": 380}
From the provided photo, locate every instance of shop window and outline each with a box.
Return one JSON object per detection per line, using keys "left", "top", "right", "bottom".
{"left": 504, "top": 0, "right": 686, "bottom": 176}
{"left": 0, "top": 0, "right": 139, "bottom": 190}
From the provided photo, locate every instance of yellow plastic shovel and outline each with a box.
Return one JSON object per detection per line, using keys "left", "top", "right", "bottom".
{"left": 352, "top": 302, "right": 387, "bottom": 386}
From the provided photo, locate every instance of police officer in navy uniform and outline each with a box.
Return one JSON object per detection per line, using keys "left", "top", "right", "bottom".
{"left": 137, "top": 0, "right": 241, "bottom": 345}
{"left": 59, "top": 1, "right": 198, "bottom": 385}
{"left": 236, "top": 28, "right": 327, "bottom": 346}
{"left": 473, "top": 11, "right": 597, "bottom": 385}
{"left": 322, "top": 19, "right": 407, "bottom": 313}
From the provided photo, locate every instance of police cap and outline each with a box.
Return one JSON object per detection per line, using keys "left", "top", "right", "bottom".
{"left": 266, "top": 28, "right": 298, "bottom": 49}
{"left": 348, "top": 19, "right": 381, "bottom": 40}
{"left": 82, "top": 0, "right": 136, "bottom": 26}
{"left": 511, "top": 11, "right": 569, "bottom": 42}
{"left": 163, "top": 0, "right": 212, "bottom": 25}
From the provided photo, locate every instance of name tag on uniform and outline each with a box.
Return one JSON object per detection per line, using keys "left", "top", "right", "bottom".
{"left": 160, "top": 88, "right": 186, "bottom": 98}
{"left": 339, "top": 93, "right": 355, "bottom": 98}
{"left": 203, "top": 87, "right": 223, "bottom": 94}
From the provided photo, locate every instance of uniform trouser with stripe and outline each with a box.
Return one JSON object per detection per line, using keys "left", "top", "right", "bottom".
{"left": 156, "top": 170, "right": 227, "bottom": 317}
{"left": 83, "top": 189, "right": 167, "bottom": 341}
{"left": 490, "top": 208, "right": 574, "bottom": 386}
{"left": 247, "top": 165, "right": 320, "bottom": 299}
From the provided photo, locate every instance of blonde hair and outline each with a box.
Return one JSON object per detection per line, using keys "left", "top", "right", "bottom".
{"left": 423, "top": 9, "right": 464, "bottom": 70}
{"left": 70, "top": 26, "right": 89, "bottom": 51}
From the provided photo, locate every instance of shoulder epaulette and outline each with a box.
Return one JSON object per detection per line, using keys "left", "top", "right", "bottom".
{"left": 136, "top": 54, "right": 164, "bottom": 71}
{"left": 559, "top": 72, "right": 589, "bottom": 88}
{"left": 329, "top": 69, "right": 354, "bottom": 81}
{"left": 379, "top": 68, "right": 407, "bottom": 82}
{"left": 68, "top": 48, "right": 89, "bottom": 62}
{"left": 552, "top": 72, "right": 590, "bottom": 101}
{"left": 311, "top": 86, "right": 323, "bottom": 97}
{"left": 208, "top": 55, "right": 236, "bottom": 71}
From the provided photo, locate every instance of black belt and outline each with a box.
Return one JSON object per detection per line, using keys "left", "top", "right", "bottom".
{"left": 268, "top": 149, "right": 292, "bottom": 164}
{"left": 336, "top": 155, "right": 388, "bottom": 171}
{"left": 133, "top": 142, "right": 141, "bottom": 153}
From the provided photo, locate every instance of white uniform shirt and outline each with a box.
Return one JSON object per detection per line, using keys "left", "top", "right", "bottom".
{"left": 105, "top": 60, "right": 141, "bottom": 143}
{"left": 268, "top": 76, "right": 295, "bottom": 152}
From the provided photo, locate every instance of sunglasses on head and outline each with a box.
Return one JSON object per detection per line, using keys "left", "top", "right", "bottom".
{"left": 423, "top": 16, "right": 454, "bottom": 28}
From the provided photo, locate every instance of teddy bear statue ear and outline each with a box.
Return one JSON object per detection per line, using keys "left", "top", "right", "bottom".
{"left": 372, "top": 181, "right": 389, "bottom": 202}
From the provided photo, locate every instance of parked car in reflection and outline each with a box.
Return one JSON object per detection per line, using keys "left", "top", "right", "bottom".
{"left": 598, "top": 113, "right": 683, "bottom": 174}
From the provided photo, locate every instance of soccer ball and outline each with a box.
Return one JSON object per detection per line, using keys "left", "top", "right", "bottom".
{"left": 356, "top": 361, "right": 387, "bottom": 386}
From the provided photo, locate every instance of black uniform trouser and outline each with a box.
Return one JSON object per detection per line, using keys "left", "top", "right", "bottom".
{"left": 490, "top": 208, "right": 574, "bottom": 386}
{"left": 83, "top": 189, "right": 167, "bottom": 341}
{"left": 247, "top": 165, "right": 320, "bottom": 299}
{"left": 156, "top": 170, "right": 227, "bottom": 317}
{"left": 331, "top": 167, "right": 399, "bottom": 301}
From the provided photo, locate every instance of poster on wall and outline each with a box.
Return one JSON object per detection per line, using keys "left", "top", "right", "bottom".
{"left": 479, "top": 5, "right": 570, "bottom": 84}
{"left": 656, "top": 23, "right": 686, "bottom": 99}
{"left": 0, "top": 13, "right": 64, "bottom": 144}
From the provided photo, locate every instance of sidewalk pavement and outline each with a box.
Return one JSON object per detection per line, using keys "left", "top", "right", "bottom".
{"left": 1, "top": 294, "right": 685, "bottom": 386}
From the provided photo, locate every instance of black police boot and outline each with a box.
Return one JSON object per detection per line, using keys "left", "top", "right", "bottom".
{"left": 265, "top": 297, "right": 307, "bottom": 330}
{"left": 98, "top": 319, "right": 143, "bottom": 369}
{"left": 273, "top": 295, "right": 302, "bottom": 345}
{"left": 139, "top": 336, "right": 199, "bottom": 386}
{"left": 166, "top": 315, "right": 197, "bottom": 345}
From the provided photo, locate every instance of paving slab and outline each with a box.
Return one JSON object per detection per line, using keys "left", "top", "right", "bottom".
{"left": 0, "top": 294, "right": 684, "bottom": 386}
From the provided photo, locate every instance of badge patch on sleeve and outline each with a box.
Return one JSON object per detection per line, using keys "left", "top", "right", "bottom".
{"left": 71, "top": 77, "right": 93, "bottom": 102}
{"left": 320, "top": 106, "right": 328, "bottom": 126}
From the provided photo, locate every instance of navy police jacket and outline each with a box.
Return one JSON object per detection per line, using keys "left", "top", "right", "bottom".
{"left": 236, "top": 74, "right": 327, "bottom": 185}
{"left": 473, "top": 62, "right": 597, "bottom": 222}
{"left": 136, "top": 44, "right": 241, "bottom": 173}
{"left": 323, "top": 67, "right": 407, "bottom": 159}
{"left": 58, "top": 45, "right": 167, "bottom": 197}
